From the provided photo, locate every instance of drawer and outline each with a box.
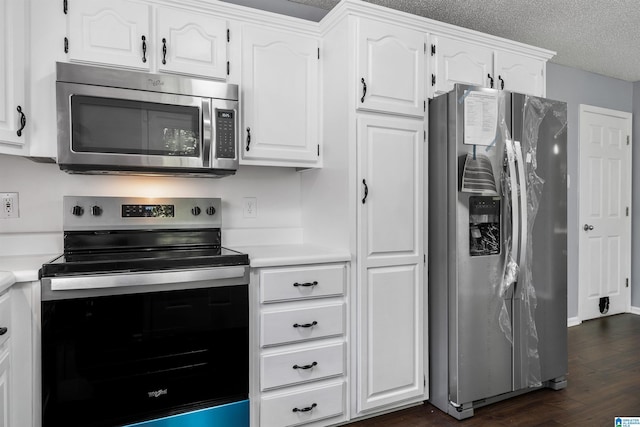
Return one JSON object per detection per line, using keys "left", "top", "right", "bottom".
{"left": 0, "top": 291, "right": 10, "bottom": 348}
{"left": 261, "top": 342, "right": 345, "bottom": 390}
{"left": 261, "top": 303, "right": 344, "bottom": 347}
{"left": 260, "top": 264, "right": 346, "bottom": 303}
{"left": 260, "top": 381, "right": 345, "bottom": 427}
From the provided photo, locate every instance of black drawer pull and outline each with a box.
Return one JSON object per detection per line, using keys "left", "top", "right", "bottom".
{"left": 292, "top": 403, "right": 317, "bottom": 413}
{"left": 293, "top": 321, "right": 317, "bottom": 329}
{"left": 0, "top": 327, "right": 7, "bottom": 336}
{"left": 293, "top": 361, "right": 318, "bottom": 370}
{"left": 293, "top": 281, "right": 318, "bottom": 288}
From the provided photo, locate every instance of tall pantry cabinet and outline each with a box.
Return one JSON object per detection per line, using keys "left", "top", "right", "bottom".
{"left": 301, "top": 4, "right": 427, "bottom": 420}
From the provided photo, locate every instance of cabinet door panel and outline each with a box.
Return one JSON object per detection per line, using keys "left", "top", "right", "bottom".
{"left": 358, "top": 116, "right": 422, "bottom": 260}
{"left": 0, "top": 0, "right": 27, "bottom": 152}
{"left": 357, "top": 115, "right": 424, "bottom": 412}
{"left": 434, "top": 35, "right": 493, "bottom": 94}
{"left": 68, "top": 0, "right": 151, "bottom": 70}
{"left": 495, "top": 50, "right": 545, "bottom": 96}
{"left": 357, "top": 18, "right": 425, "bottom": 117}
{"left": 156, "top": 8, "right": 227, "bottom": 79}
{"left": 241, "top": 25, "right": 319, "bottom": 166}
{"left": 0, "top": 349, "right": 8, "bottom": 427}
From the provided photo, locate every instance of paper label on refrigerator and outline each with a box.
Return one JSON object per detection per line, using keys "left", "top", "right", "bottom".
{"left": 464, "top": 91, "right": 498, "bottom": 146}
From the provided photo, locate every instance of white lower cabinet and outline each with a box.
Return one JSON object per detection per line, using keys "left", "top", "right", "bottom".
{"left": 260, "top": 381, "right": 345, "bottom": 427}
{"left": 254, "top": 263, "right": 348, "bottom": 427}
{"left": 0, "top": 348, "right": 8, "bottom": 427}
{"left": 0, "top": 290, "right": 10, "bottom": 427}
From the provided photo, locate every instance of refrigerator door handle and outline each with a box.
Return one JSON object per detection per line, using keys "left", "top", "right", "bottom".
{"left": 505, "top": 139, "right": 520, "bottom": 272}
{"left": 513, "top": 140, "right": 528, "bottom": 281}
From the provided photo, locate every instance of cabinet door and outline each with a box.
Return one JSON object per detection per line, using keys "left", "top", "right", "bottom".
{"left": 0, "top": 349, "right": 8, "bottom": 427}
{"left": 356, "top": 18, "right": 425, "bottom": 117}
{"left": 433, "top": 35, "right": 493, "bottom": 94}
{"left": 495, "top": 50, "right": 545, "bottom": 97}
{"left": 356, "top": 115, "right": 424, "bottom": 413}
{"left": 241, "top": 25, "right": 320, "bottom": 167}
{"left": 67, "top": 0, "right": 151, "bottom": 70}
{"left": 156, "top": 7, "right": 227, "bottom": 79}
{"left": 0, "top": 0, "right": 28, "bottom": 153}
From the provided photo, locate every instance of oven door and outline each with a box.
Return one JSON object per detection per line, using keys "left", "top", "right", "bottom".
{"left": 41, "top": 268, "right": 249, "bottom": 427}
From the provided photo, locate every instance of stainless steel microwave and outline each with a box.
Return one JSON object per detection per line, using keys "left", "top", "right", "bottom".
{"left": 56, "top": 62, "right": 239, "bottom": 178}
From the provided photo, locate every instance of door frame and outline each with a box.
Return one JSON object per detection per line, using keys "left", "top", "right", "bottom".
{"left": 577, "top": 104, "right": 632, "bottom": 321}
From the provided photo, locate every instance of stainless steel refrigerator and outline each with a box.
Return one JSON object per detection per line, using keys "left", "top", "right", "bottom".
{"left": 428, "top": 84, "right": 568, "bottom": 419}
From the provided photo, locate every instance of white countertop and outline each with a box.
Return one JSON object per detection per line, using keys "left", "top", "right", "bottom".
{"left": 233, "top": 244, "right": 351, "bottom": 268}
{"left": 0, "top": 244, "right": 350, "bottom": 292}
{"left": 0, "top": 271, "right": 16, "bottom": 294}
{"left": 0, "top": 254, "right": 59, "bottom": 284}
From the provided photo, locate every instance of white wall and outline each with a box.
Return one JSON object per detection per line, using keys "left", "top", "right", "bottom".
{"left": 0, "top": 155, "right": 303, "bottom": 251}
{"left": 546, "top": 62, "right": 634, "bottom": 319}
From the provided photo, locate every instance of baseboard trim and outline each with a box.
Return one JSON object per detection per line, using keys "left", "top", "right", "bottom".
{"left": 567, "top": 317, "right": 581, "bottom": 327}
{"left": 630, "top": 306, "right": 640, "bottom": 315}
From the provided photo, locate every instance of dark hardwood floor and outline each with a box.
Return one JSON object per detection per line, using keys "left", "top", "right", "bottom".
{"left": 349, "top": 313, "right": 640, "bottom": 426}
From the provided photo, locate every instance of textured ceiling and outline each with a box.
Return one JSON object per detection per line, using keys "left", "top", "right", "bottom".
{"left": 287, "top": 0, "right": 640, "bottom": 82}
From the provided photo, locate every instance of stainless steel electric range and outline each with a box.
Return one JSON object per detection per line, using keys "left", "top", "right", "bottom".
{"left": 40, "top": 196, "right": 250, "bottom": 427}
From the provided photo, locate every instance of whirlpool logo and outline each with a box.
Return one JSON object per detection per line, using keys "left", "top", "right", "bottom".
{"left": 147, "top": 388, "right": 168, "bottom": 398}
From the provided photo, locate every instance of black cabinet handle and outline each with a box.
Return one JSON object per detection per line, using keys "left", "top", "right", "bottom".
{"left": 499, "top": 75, "right": 504, "bottom": 90}
{"left": 0, "top": 327, "right": 7, "bottom": 336}
{"left": 293, "top": 361, "right": 318, "bottom": 370}
{"left": 293, "top": 321, "right": 317, "bottom": 328}
{"left": 142, "top": 35, "right": 147, "bottom": 63}
{"left": 360, "top": 77, "right": 367, "bottom": 103}
{"left": 16, "top": 106, "right": 26, "bottom": 137}
{"left": 246, "top": 127, "right": 251, "bottom": 151}
{"left": 487, "top": 74, "right": 494, "bottom": 88}
{"left": 293, "top": 281, "right": 318, "bottom": 288}
{"left": 292, "top": 403, "right": 317, "bottom": 413}
{"left": 362, "top": 179, "right": 368, "bottom": 204}
{"left": 162, "top": 38, "right": 167, "bottom": 65}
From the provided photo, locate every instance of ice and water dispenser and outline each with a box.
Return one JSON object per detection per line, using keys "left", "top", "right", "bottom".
{"left": 469, "top": 196, "right": 500, "bottom": 256}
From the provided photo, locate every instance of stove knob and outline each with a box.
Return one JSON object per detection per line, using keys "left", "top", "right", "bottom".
{"left": 206, "top": 206, "right": 216, "bottom": 216}
{"left": 72, "top": 205, "right": 84, "bottom": 216}
{"left": 191, "top": 206, "right": 202, "bottom": 216}
{"left": 91, "top": 205, "right": 103, "bottom": 216}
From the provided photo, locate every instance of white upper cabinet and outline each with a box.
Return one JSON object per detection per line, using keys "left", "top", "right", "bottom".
{"left": 240, "top": 24, "right": 320, "bottom": 167}
{"left": 67, "top": 0, "right": 151, "bottom": 70}
{"left": 494, "top": 49, "right": 545, "bottom": 97}
{"left": 356, "top": 18, "right": 425, "bottom": 117}
{"left": 431, "top": 35, "right": 493, "bottom": 94}
{"left": 431, "top": 34, "right": 546, "bottom": 97}
{"left": 67, "top": 0, "right": 228, "bottom": 79}
{"left": 0, "top": 0, "right": 28, "bottom": 154}
{"left": 156, "top": 7, "right": 227, "bottom": 79}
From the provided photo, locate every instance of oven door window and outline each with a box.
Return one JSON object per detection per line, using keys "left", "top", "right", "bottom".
{"left": 41, "top": 285, "right": 248, "bottom": 427}
{"left": 70, "top": 96, "right": 201, "bottom": 157}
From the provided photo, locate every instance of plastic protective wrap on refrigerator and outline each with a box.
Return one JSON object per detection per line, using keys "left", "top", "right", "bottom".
{"left": 493, "top": 91, "right": 568, "bottom": 388}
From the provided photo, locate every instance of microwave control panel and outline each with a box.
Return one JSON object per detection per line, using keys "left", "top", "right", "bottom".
{"left": 215, "top": 109, "right": 236, "bottom": 159}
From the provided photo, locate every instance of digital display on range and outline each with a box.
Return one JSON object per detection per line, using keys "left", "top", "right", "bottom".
{"left": 122, "top": 204, "right": 175, "bottom": 218}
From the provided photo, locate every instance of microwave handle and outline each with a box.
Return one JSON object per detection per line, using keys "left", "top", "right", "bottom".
{"left": 202, "top": 99, "right": 212, "bottom": 167}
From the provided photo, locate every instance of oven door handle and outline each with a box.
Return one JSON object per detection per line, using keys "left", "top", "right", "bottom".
{"left": 46, "top": 266, "right": 247, "bottom": 292}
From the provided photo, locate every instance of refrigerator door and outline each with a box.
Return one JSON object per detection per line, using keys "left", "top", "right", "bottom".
{"left": 450, "top": 85, "right": 514, "bottom": 405}
{"left": 510, "top": 94, "right": 568, "bottom": 390}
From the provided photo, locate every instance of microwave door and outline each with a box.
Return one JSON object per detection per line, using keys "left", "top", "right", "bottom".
{"left": 58, "top": 83, "right": 206, "bottom": 170}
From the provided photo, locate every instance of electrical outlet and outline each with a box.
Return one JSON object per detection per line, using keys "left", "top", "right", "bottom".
{"left": 0, "top": 192, "right": 19, "bottom": 219}
{"left": 243, "top": 197, "right": 257, "bottom": 218}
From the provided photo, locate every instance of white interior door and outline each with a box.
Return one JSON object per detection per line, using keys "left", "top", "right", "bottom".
{"left": 578, "top": 105, "right": 632, "bottom": 321}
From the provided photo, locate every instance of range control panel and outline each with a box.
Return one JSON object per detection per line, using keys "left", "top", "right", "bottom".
{"left": 63, "top": 196, "right": 222, "bottom": 231}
